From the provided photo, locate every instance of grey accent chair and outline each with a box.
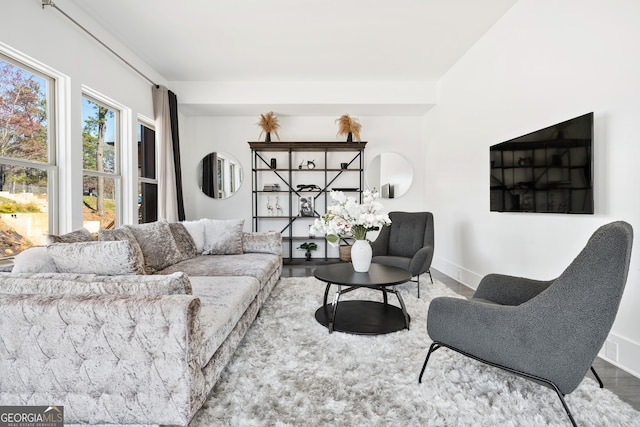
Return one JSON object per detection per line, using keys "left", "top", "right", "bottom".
{"left": 371, "top": 211, "right": 434, "bottom": 297}
{"left": 419, "top": 221, "right": 633, "bottom": 427}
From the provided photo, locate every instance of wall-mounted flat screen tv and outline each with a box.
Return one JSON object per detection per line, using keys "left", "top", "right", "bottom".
{"left": 490, "top": 112, "right": 593, "bottom": 214}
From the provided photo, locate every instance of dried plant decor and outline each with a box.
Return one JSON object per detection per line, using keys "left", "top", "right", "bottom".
{"left": 335, "top": 114, "right": 362, "bottom": 142}
{"left": 257, "top": 111, "right": 280, "bottom": 141}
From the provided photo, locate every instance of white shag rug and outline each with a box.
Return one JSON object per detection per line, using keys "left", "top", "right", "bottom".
{"left": 190, "top": 277, "right": 640, "bottom": 427}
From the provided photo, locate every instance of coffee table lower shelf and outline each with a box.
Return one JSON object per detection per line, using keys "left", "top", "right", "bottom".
{"left": 314, "top": 301, "right": 409, "bottom": 335}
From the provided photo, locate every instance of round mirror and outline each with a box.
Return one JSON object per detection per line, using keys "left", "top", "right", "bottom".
{"left": 197, "top": 152, "right": 243, "bottom": 199}
{"left": 366, "top": 152, "right": 413, "bottom": 198}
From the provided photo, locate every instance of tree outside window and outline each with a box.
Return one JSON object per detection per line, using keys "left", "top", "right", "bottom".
{"left": 0, "top": 55, "right": 53, "bottom": 257}
{"left": 82, "top": 96, "right": 119, "bottom": 231}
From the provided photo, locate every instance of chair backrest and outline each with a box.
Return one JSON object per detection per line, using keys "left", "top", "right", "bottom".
{"left": 526, "top": 221, "right": 633, "bottom": 393}
{"left": 386, "top": 212, "right": 433, "bottom": 258}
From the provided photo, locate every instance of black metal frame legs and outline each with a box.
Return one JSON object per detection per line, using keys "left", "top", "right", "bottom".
{"left": 418, "top": 341, "right": 603, "bottom": 427}
{"left": 412, "top": 269, "right": 433, "bottom": 299}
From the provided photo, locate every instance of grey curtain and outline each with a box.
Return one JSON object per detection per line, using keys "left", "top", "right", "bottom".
{"left": 152, "top": 85, "right": 185, "bottom": 221}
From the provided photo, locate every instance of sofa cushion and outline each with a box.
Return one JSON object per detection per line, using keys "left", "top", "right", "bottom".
{"left": 45, "top": 227, "right": 95, "bottom": 245}
{"left": 242, "top": 231, "right": 282, "bottom": 255}
{"left": 98, "top": 227, "right": 146, "bottom": 273}
{"left": 169, "top": 222, "right": 198, "bottom": 259}
{"left": 123, "top": 220, "right": 186, "bottom": 273}
{"left": 202, "top": 219, "right": 244, "bottom": 255}
{"left": 0, "top": 271, "right": 191, "bottom": 295}
{"left": 189, "top": 276, "right": 261, "bottom": 368}
{"left": 156, "top": 253, "right": 281, "bottom": 287}
{"left": 181, "top": 219, "right": 206, "bottom": 254}
{"left": 47, "top": 241, "right": 146, "bottom": 275}
{"left": 11, "top": 246, "right": 58, "bottom": 273}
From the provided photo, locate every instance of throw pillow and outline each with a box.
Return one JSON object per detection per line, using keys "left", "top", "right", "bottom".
{"left": 169, "top": 222, "right": 198, "bottom": 259}
{"left": 47, "top": 240, "right": 146, "bottom": 275}
{"left": 98, "top": 227, "right": 146, "bottom": 274}
{"left": 181, "top": 219, "right": 206, "bottom": 254}
{"left": 202, "top": 218, "right": 244, "bottom": 255}
{"left": 11, "top": 246, "right": 59, "bottom": 273}
{"left": 242, "top": 231, "right": 282, "bottom": 255}
{"left": 123, "top": 220, "right": 184, "bottom": 273}
{"left": 45, "top": 227, "right": 95, "bottom": 245}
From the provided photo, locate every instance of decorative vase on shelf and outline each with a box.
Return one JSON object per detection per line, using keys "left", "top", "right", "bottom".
{"left": 265, "top": 132, "right": 271, "bottom": 143}
{"left": 351, "top": 239, "right": 372, "bottom": 272}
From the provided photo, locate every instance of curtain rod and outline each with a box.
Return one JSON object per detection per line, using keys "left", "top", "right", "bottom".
{"left": 41, "top": 0, "right": 158, "bottom": 87}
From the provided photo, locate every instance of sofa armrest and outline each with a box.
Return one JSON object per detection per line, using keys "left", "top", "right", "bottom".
{"left": 473, "top": 273, "right": 554, "bottom": 306}
{"left": 0, "top": 293, "right": 203, "bottom": 425}
{"left": 243, "top": 231, "right": 282, "bottom": 255}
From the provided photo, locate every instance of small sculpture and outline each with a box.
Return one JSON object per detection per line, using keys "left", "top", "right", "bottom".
{"left": 266, "top": 197, "right": 274, "bottom": 216}
{"left": 275, "top": 196, "right": 283, "bottom": 216}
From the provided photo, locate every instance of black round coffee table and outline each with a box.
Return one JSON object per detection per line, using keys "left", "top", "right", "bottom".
{"left": 314, "top": 263, "right": 412, "bottom": 335}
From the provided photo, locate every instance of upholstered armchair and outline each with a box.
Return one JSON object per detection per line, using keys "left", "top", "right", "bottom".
{"left": 419, "top": 221, "right": 633, "bottom": 426}
{"left": 371, "top": 211, "right": 434, "bottom": 297}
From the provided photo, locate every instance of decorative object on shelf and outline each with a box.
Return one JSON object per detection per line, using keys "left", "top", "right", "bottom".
{"left": 340, "top": 162, "right": 349, "bottom": 169}
{"left": 263, "top": 183, "right": 281, "bottom": 191}
{"left": 275, "top": 196, "right": 283, "bottom": 216}
{"left": 297, "top": 242, "right": 318, "bottom": 261}
{"left": 296, "top": 184, "right": 321, "bottom": 191}
{"left": 270, "top": 158, "right": 277, "bottom": 169}
{"left": 266, "top": 196, "right": 274, "bottom": 216}
{"left": 311, "top": 190, "right": 390, "bottom": 272}
{"left": 256, "top": 111, "right": 280, "bottom": 142}
{"left": 299, "top": 196, "right": 315, "bottom": 217}
{"left": 306, "top": 160, "right": 316, "bottom": 169}
{"left": 335, "top": 114, "right": 362, "bottom": 142}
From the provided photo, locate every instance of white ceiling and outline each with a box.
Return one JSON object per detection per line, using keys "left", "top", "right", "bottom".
{"left": 67, "top": 0, "right": 517, "bottom": 115}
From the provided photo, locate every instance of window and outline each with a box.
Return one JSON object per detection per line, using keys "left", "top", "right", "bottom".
{"left": 0, "top": 54, "right": 55, "bottom": 257}
{"left": 137, "top": 120, "right": 157, "bottom": 223}
{"left": 82, "top": 95, "right": 120, "bottom": 231}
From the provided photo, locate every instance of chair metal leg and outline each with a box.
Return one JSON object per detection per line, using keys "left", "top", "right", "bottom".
{"left": 427, "top": 269, "right": 433, "bottom": 284}
{"left": 418, "top": 342, "right": 441, "bottom": 383}
{"left": 417, "top": 274, "right": 420, "bottom": 298}
{"left": 420, "top": 341, "right": 580, "bottom": 426}
{"left": 590, "top": 366, "right": 604, "bottom": 388}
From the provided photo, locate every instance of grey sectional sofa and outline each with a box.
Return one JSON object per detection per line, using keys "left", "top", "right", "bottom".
{"left": 0, "top": 219, "right": 282, "bottom": 425}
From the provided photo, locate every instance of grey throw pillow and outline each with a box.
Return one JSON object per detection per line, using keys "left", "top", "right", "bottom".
{"left": 45, "top": 227, "right": 95, "bottom": 245}
{"left": 123, "top": 220, "right": 185, "bottom": 273}
{"left": 169, "top": 222, "right": 198, "bottom": 260}
{"left": 98, "top": 227, "right": 146, "bottom": 274}
{"left": 202, "top": 218, "right": 244, "bottom": 255}
{"left": 46, "top": 241, "right": 146, "bottom": 275}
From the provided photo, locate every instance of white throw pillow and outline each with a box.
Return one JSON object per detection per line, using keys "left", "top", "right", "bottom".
{"left": 47, "top": 241, "right": 146, "bottom": 275}
{"left": 202, "top": 218, "right": 244, "bottom": 255}
{"left": 181, "top": 219, "right": 206, "bottom": 254}
{"left": 11, "top": 246, "right": 59, "bottom": 273}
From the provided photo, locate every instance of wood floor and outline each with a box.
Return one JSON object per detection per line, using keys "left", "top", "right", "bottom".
{"left": 282, "top": 264, "right": 640, "bottom": 412}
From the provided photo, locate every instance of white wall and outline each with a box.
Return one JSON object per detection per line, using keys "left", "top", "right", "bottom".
{"left": 425, "top": 0, "right": 640, "bottom": 377}
{"left": 1, "top": 0, "right": 164, "bottom": 231}
{"left": 181, "top": 115, "right": 427, "bottom": 227}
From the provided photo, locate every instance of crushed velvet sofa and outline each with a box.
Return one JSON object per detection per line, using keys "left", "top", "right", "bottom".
{"left": 0, "top": 219, "right": 282, "bottom": 425}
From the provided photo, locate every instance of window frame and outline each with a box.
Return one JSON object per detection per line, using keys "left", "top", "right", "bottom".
{"left": 81, "top": 88, "right": 124, "bottom": 229}
{"left": 0, "top": 47, "right": 59, "bottom": 253}
{"left": 137, "top": 116, "right": 158, "bottom": 223}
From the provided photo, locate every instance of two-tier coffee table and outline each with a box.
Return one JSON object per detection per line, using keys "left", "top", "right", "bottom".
{"left": 314, "top": 263, "right": 412, "bottom": 334}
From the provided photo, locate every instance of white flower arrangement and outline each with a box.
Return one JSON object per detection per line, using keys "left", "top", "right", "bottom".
{"left": 311, "top": 190, "right": 391, "bottom": 244}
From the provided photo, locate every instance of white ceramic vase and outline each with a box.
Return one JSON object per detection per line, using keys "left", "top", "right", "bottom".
{"left": 351, "top": 239, "right": 372, "bottom": 272}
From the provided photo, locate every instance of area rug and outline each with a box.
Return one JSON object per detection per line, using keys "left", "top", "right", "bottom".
{"left": 190, "top": 277, "right": 640, "bottom": 427}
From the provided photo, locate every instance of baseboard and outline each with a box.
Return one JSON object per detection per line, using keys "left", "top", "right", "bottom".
{"left": 599, "top": 333, "right": 640, "bottom": 380}
{"left": 434, "top": 256, "right": 640, "bottom": 381}
{"left": 432, "top": 257, "right": 483, "bottom": 290}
